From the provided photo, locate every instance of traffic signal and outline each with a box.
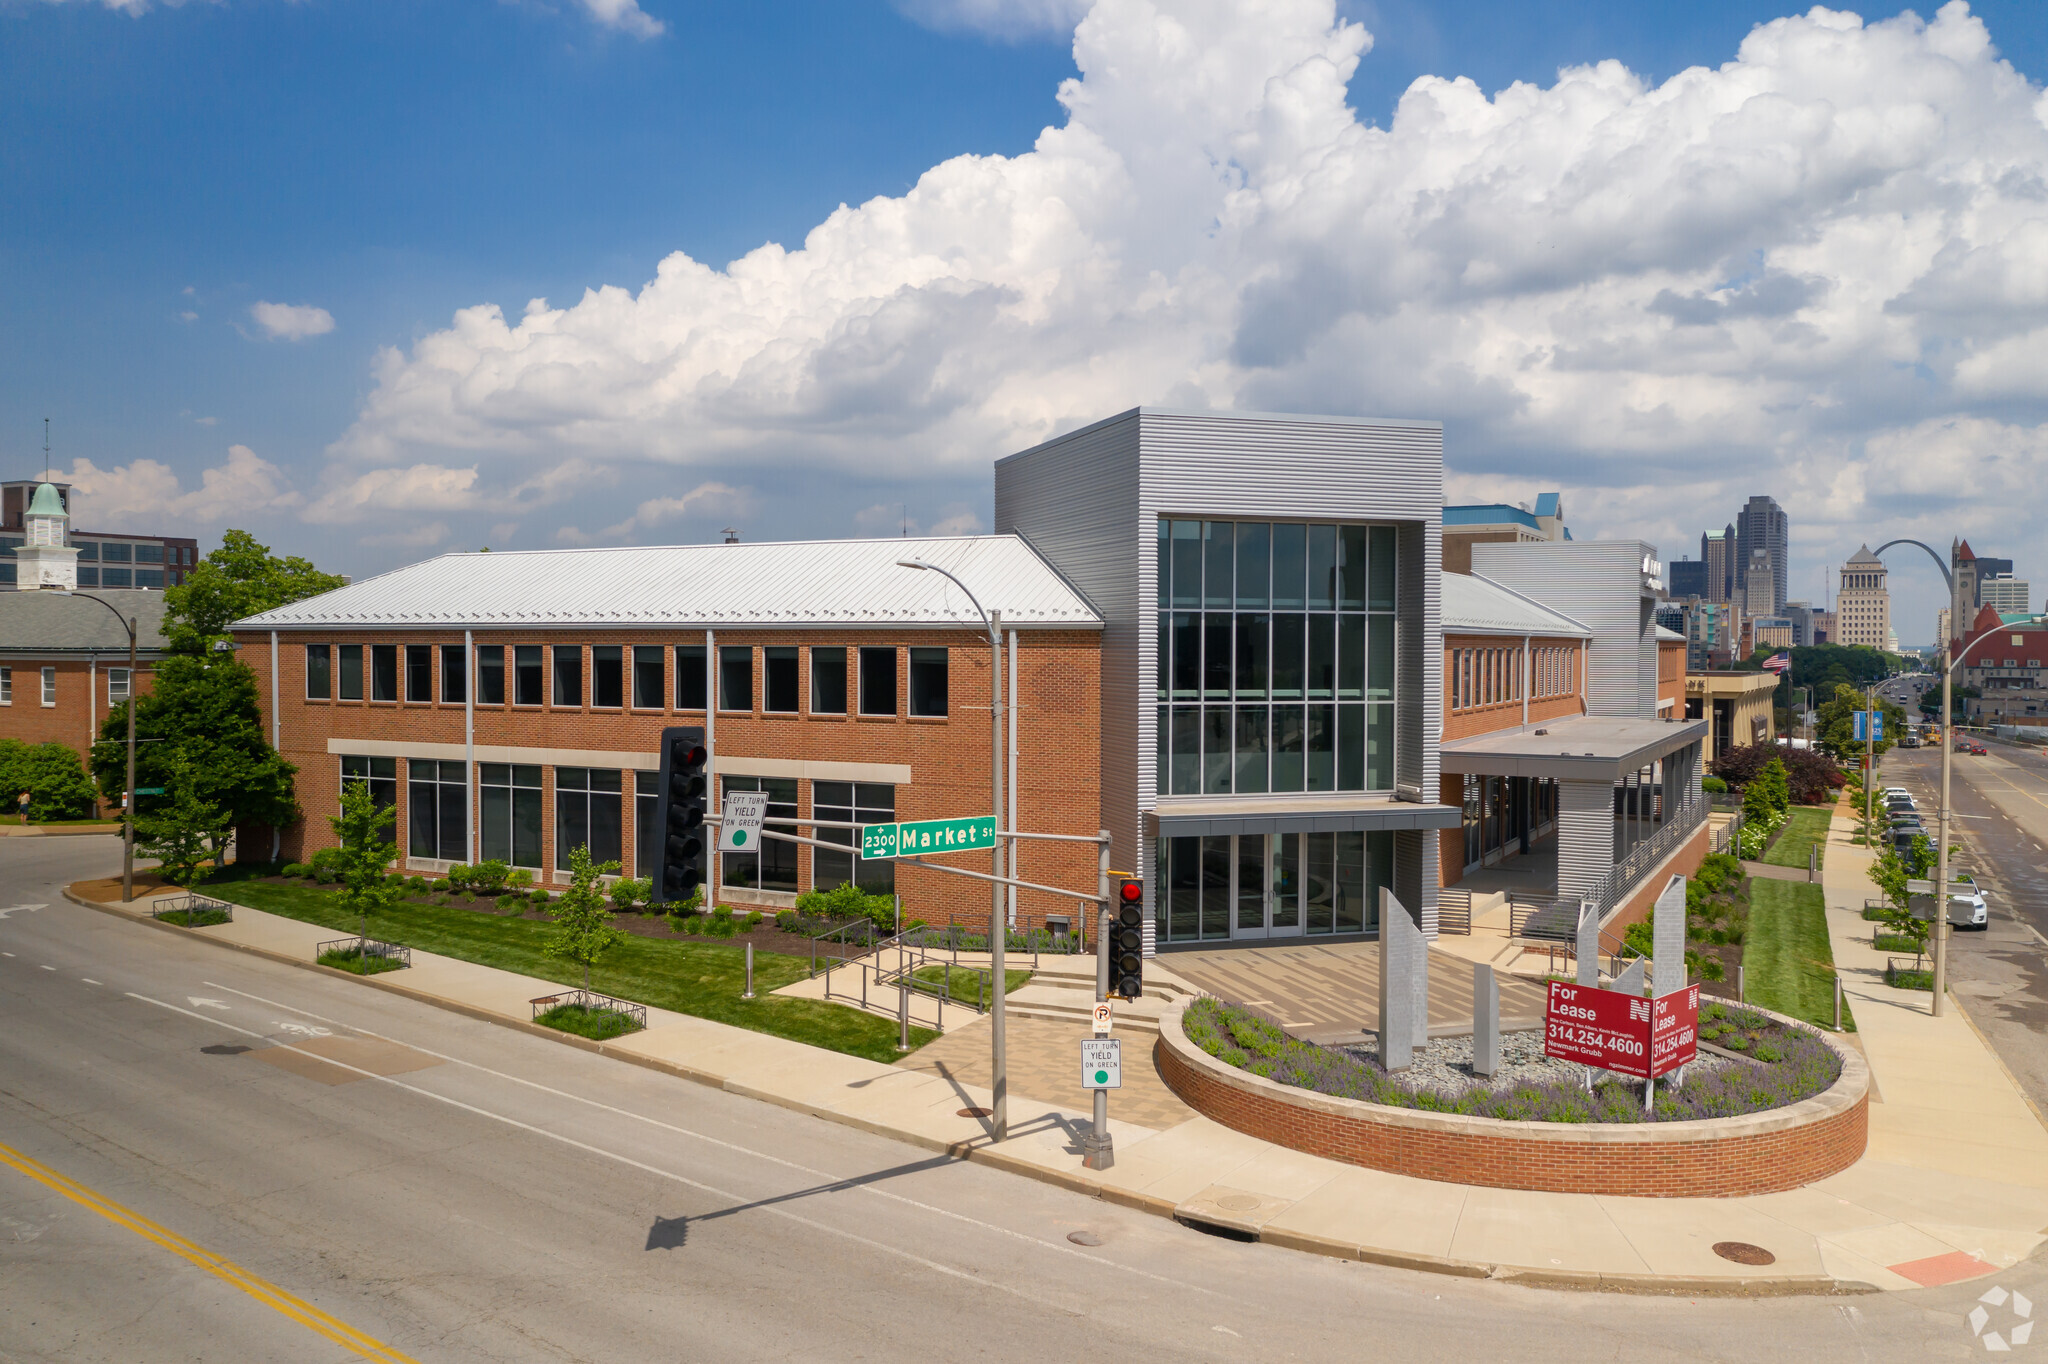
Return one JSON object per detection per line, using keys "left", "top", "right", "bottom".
{"left": 651, "top": 726, "right": 708, "bottom": 906}
{"left": 1110, "top": 876, "right": 1145, "bottom": 1000}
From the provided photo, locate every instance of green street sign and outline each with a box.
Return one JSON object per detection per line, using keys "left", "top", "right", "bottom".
{"left": 860, "top": 816, "right": 997, "bottom": 860}
{"left": 133, "top": 787, "right": 165, "bottom": 796}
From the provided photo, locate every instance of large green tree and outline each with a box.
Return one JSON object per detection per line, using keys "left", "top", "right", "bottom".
{"left": 93, "top": 654, "right": 297, "bottom": 833}
{"left": 162, "top": 529, "right": 345, "bottom": 656}
{"left": 0, "top": 740, "right": 99, "bottom": 821}
{"left": 1814, "top": 682, "right": 1908, "bottom": 761}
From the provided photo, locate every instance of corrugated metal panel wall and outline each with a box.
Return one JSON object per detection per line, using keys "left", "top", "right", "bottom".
{"left": 1472, "top": 541, "right": 1658, "bottom": 719}
{"left": 1555, "top": 778, "right": 1615, "bottom": 901}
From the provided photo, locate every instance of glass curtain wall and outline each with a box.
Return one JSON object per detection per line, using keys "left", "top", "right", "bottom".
{"left": 811, "top": 782, "right": 895, "bottom": 893}
{"left": 1156, "top": 519, "right": 1397, "bottom": 796}
{"left": 1156, "top": 829, "right": 1391, "bottom": 942}
{"left": 556, "top": 768, "right": 623, "bottom": 867}
{"left": 407, "top": 759, "right": 468, "bottom": 861}
{"left": 479, "top": 763, "right": 544, "bottom": 869}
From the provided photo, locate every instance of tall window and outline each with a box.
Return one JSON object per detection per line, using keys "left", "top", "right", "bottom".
{"left": 441, "top": 645, "right": 467, "bottom": 703}
{"left": 477, "top": 646, "right": 504, "bottom": 704}
{"left": 514, "top": 645, "right": 543, "bottom": 705}
{"left": 719, "top": 646, "right": 752, "bottom": 712}
{"left": 0, "top": 667, "right": 10, "bottom": 704}
{"left": 339, "top": 755, "right": 397, "bottom": 812}
{"left": 811, "top": 647, "right": 847, "bottom": 714}
{"left": 41, "top": 667, "right": 56, "bottom": 707}
{"left": 552, "top": 645, "right": 582, "bottom": 707}
{"left": 635, "top": 770, "right": 658, "bottom": 877}
{"left": 405, "top": 645, "right": 431, "bottom": 702}
{"left": 812, "top": 782, "right": 894, "bottom": 893}
{"left": 108, "top": 668, "right": 130, "bottom": 703}
{"left": 592, "top": 646, "right": 623, "bottom": 708}
{"left": 306, "top": 645, "right": 331, "bottom": 699}
{"left": 858, "top": 646, "right": 897, "bottom": 716}
{"left": 909, "top": 648, "right": 948, "bottom": 717}
{"left": 408, "top": 759, "right": 467, "bottom": 862}
{"left": 480, "top": 763, "right": 543, "bottom": 868}
{"left": 632, "top": 646, "right": 664, "bottom": 709}
{"left": 339, "top": 644, "right": 364, "bottom": 701}
{"left": 1156, "top": 519, "right": 1396, "bottom": 796}
{"left": 371, "top": 645, "right": 398, "bottom": 702}
{"left": 676, "top": 644, "right": 707, "bottom": 710}
{"left": 721, "top": 775, "right": 797, "bottom": 892}
{"left": 764, "top": 647, "right": 799, "bottom": 713}
{"left": 556, "top": 767, "right": 623, "bottom": 868}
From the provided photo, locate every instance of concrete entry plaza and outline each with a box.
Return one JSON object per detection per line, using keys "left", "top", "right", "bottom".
{"left": 1165, "top": 938, "right": 1547, "bottom": 1044}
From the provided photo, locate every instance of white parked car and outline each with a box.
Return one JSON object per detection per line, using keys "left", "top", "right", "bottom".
{"left": 1950, "top": 889, "right": 1990, "bottom": 930}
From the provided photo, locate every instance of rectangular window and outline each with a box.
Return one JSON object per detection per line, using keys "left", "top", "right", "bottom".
{"left": 1307, "top": 524, "right": 1338, "bottom": 609}
{"left": 340, "top": 755, "right": 398, "bottom": 814}
{"left": 858, "top": 646, "right": 897, "bottom": 716}
{"left": 75, "top": 541, "right": 99, "bottom": 561}
{"left": 635, "top": 771, "right": 658, "bottom": 878}
{"left": 1171, "top": 613, "right": 1199, "bottom": 700}
{"left": 592, "top": 646, "right": 623, "bottom": 708}
{"left": 76, "top": 565, "right": 98, "bottom": 587}
{"left": 632, "top": 646, "right": 664, "bottom": 709}
{"left": 719, "top": 646, "right": 753, "bottom": 712}
{"left": 1170, "top": 520, "right": 1202, "bottom": 609}
{"left": 101, "top": 567, "right": 132, "bottom": 588}
{"left": 908, "top": 647, "right": 948, "bottom": 717}
{"left": 441, "top": 645, "right": 466, "bottom": 703}
{"left": 552, "top": 644, "right": 582, "bottom": 707}
{"left": 1203, "top": 614, "right": 1232, "bottom": 698}
{"left": 478, "top": 646, "right": 505, "bottom": 705}
{"left": 371, "top": 644, "right": 398, "bottom": 702}
{"left": 135, "top": 543, "right": 164, "bottom": 564}
{"left": 41, "top": 666, "right": 56, "bottom": 707}
{"left": 514, "top": 645, "right": 544, "bottom": 705}
{"left": 1203, "top": 522, "right": 1233, "bottom": 608}
{"left": 1307, "top": 615, "right": 1335, "bottom": 699}
{"left": 339, "top": 644, "right": 364, "bottom": 701}
{"left": 1338, "top": 525, "right": 1367, "bottom": 609}
{"left": 1203, "top": 706, "right": 1231, "bottom": 794}
{"left": 1306, "top": 704, "right": 1336, "bottom": 791}
{"left": 1271, "top": 523, "right": 1306, "bottom": 609}
{"left": 101, "top": 541, "right": 132, "bottom": 563}
{"left": 555, "top": 767, "right": 623, "bottom": 867}
{"left": 134, "top": 569, "right": 164, "bottom": 590}
{"left": 813, "top": 781, "right": 895, "bottom": 894}
{"left": 676, "top": 644, "right": 707, "bottom": 710}
{"left": 1271, "top": 614, "right": 1305, "bottom": 699}
{"left": 721, "top": 775, "right": 798, "bottom": 893}
{"left": 1338, "top": 704, "right": 1364, "bottom": 791}
{"left": 405, "top": 644, "right": 431, "bottom": 702}
{"left": 0, "top": 667, "right": 10, "bottom": 704}
{"left": 108, "top": 668, "right": 130, "bottom": 704}
{"left": 306, "top": 645, "right": 331, "bottom": 700}
{"left": 1235, "top": 705, "right": 1268, "bottom": 794}
{"left": 811, "top": 647, "right": 847, "bottom": 714}
{"left": 764, "top": 646, "right": 800, "bottom": 714}
{"left": 1171, "top": 705, "right": 1200, "bottom": 794}
{"left": 1234, "top": 614, "right": 1268, "bottom": 697}
{"left": 1235, "top": 522, "right": 1269, "bottom": 609}
{"left": 479, "top": 763, "right": 543, "bottom": 868}
{"left": 408, "top": 759, "right": 468, "bottom": 862}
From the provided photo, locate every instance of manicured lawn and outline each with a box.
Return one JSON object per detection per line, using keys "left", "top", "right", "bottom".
{"left": 909, "top": 964, "right": 1032, "bottom": 1006}
{"left": 1761, "top": 806, "right": 1834, "bottom": 869}
{"left": 209, "top": 871, "right": 937, "bottom": 1062}
{"left": 1743, "top": 879, "right": 1849, "bottom": 1029}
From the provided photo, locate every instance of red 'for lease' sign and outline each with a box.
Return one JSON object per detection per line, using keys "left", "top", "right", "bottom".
{"left": 1649, "top": 985, "right": 1700, "bottom": 1078}
{"left": 1544, "top": 981, "right": 1652, "bottom": 1077}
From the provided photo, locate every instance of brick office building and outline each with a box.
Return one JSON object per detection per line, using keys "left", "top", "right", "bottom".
{"left": 234, "top": 536, "right": 1105, "bottom": 931}
{"left": 0, "top": 586, "right": 169, "bottom": 767}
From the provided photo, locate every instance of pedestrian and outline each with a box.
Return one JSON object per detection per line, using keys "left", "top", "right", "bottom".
{"left": 16, "top": 790, "right": 28, "bottom": 826}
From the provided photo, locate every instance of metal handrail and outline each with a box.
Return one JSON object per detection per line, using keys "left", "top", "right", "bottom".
{"left": 151, "top": 892, "right": 232, "bottom": 923}
{"left": 1435, "top": 888, "right": 1473, "bottom": 936}
{"left": 314, "top": 936, "right": 412, "bottom": 967}
{"left": 1586, "top": 796, "right": 1707, "bottom": 919}
{"left": 530, "top": 988, "right": 647, "bottom": 1032}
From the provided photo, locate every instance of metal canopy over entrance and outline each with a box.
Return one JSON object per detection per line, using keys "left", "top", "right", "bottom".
{"left": 1439, "top": 714, "right": 1708, "bottom": 780}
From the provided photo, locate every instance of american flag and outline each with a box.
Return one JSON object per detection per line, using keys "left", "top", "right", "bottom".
{"left": 1762, "top": 652, "right": 1791, "bottom": 674}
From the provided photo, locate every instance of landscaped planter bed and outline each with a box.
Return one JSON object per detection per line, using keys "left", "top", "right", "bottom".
{"left": 1157, "top": 998, "right": 1868, "bottom": 1198}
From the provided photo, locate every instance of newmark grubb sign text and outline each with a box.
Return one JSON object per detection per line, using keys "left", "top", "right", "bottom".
{"left": 1544, "top": 981, "right": 1699, "bottom": 1079}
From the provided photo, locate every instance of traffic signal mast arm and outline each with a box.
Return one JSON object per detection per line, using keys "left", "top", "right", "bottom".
{"left": 702, "top": 814, "right": 1109, "bottom": 906}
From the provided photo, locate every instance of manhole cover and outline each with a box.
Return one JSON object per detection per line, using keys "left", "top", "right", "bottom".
{"left": 1713, "top": 1241, "right": 1776, "bottom": 1266}
{"left": 956, "top": 1107, "right": 993, "bottom": 1118}
{"left": 1067, "top": 1231, "right": 1103, "bottom": 1247}
{"left": 200, "top": 1043, "right": 251, "bottom": 1055}
{"left": 1215, "top": 1195, "right": 1263, "bottom": 1212}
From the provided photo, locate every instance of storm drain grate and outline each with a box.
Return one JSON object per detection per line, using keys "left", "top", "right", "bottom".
{"left": 956, "top": 1107, "right": 993, "bottom": 1118}
{"left": 1713, "top": 1242, "right": 1776, "bottom": 1266}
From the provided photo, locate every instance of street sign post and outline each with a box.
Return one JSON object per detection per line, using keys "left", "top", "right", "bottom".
{"left": 1081, "top": 1038, "right": 1121, "bottom": 1089}
{"left": 859, "top": 816, "right": 998, "bottom": 860}
{"left": 133, "top": 787, "right": 164, "bottom": 796}
{"left": 717, "top": 791, "right": 767, "bottom": 853}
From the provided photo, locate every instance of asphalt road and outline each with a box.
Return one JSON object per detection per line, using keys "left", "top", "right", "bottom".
{"left": 1884, "top": 742, "right": 2048, "bottom": 1120}
{"left": 0, "top": 835, "right": 2038, "bottom": 1363}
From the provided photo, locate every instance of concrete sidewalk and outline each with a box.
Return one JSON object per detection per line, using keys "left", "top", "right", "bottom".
{"left": 69, "top": 872, "right": 2048, "bottom": 1295}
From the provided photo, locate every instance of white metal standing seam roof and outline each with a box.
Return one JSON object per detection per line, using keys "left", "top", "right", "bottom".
{"left": 1441, "top": 572, "right": 1592, "bottom": 638}
{"left": 233, "top": 535, "right": 1104, "bottom": 631}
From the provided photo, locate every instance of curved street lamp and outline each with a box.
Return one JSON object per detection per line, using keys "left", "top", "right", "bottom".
{"left": 59, "top": 591, "right": 139, "bottom": 903}
{"left": 896, "top": 556, "right": 1010, "bottom": 1142}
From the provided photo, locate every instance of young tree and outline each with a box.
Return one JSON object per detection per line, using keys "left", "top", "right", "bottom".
{"left": 133, "top": 761, "right": 235, "bottom": 885}
{"left": 161, "top": 529, "right": 346, "bottom": 656}
{"left": 328, "top": 779, "right": 400, "bottom": 949}
{"left": 545, "top": 844, "right": 628, "bottom": 992}
{"left": 1868, "top": 834, "right": 1937, "bottom": 967}
{"left": 93, "top": 654, "right": 298, "bottom": 836}
{"left": 0, "top": 740, "right": 99, "bottom": 821}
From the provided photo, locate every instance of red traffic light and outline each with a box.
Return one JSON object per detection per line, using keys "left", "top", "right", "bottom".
{"left": 1118, "top": 881, "right": 1143, "bottom": 903}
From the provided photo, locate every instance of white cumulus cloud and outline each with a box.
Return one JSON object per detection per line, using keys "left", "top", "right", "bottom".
{"left": 579, "top": 0, "right": 663, "bottom": 38}
{"left": 60, "top": 444, "right": 301, "bottom": 529}
{"left": 893, "top": 0, "right": 1093, "bottom": 39}
{"left": 328, "top": 0, "right": 2048, "bottom": 627}
{"left": 250, "top": 300, "right": 335, "bottom": 341}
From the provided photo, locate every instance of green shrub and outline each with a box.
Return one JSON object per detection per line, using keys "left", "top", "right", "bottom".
{"left": 407, "top": 875, "right": 429, "bottom": 892}
{"left": 775, "top": 910, "right": 798, "bottom": 932}
{"left": 385, "top": 872, "right": 407, "bottom": 888}
{"left": 469, "top": 859, "right": 511, "bottom": 895}
{"left": 281, "top": 862, "right": 313, "bottom": 879}
{"left": 745, "top": 910, "right": 764, "bottom": 929}
{"left": 1701, "top": 775, "right": 1727, "bottom": 793}
{"left": 0, "top": 739, "right": 99, "bottom": 821}
{"left": 609, "top": 875, "right": 652, "bottom": 914}
{"left": 507, "top": 867, "right": 533, "bottom": 891}
{"left": 431, "top": 877, "right": 452, "bottom": 893}
{"left": 529, "top": 888, "right": 550, "bottom": 906}
{"left": 313, "top": 864, "right": 339, "bottom": 885}
{"left": 446, "top": 863, "right": 473, "bottom": 892}
{"left": 309, "top": 846, "right": 346, "bottom": 876}
{"left": 496, "top": 894, "right": 523, "bottom": 914}
{"left": 794, "top": 881, "right": 896, "bottom": 930}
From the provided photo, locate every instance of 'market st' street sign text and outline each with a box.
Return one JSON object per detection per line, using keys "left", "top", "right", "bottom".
{"left": 860, "top": 817, "right": 998, "bottom": 860}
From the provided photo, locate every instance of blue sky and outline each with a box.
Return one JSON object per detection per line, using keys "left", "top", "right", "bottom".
{"left": 7, "top": 0, "right": 2048, "bottom": 639}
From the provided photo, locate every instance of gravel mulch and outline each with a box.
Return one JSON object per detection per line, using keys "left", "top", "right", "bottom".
{"left": 1339, "top": 1030, "right": 1727, "bottom": 1096}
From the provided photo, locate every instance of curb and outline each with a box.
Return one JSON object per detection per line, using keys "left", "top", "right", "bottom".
{"left": 60, "top": 886, "right": 1878, "bottom": 1297}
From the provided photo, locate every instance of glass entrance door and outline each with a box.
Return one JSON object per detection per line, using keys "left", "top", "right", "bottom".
{"left": 1231, "top": 832, "right": 1306, "bottom": 939}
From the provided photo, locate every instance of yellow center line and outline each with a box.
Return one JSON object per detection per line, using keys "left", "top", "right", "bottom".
{"left": 0, "top": 1139, "right": 419, "bottom": 1364}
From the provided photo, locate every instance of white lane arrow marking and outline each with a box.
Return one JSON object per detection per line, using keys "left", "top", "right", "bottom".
{"left": 186, "top": 997, "right": 232, "bottom": 1010}
{"left": 0, "top": 904, "right": 46, "bottom": 919}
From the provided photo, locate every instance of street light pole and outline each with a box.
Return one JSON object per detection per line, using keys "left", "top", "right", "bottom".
{"left": 897, "top": 556, "right": 1008, "bottom": 1143}
{"left": 63, "top": 591, "right": 138, "bottom": 902}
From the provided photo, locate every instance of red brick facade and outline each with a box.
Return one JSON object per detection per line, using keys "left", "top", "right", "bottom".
{"left": 234, "top": 627, "right": 1101, "bottom": 930}
{"left": 1441, "top": 632, "right": 1586, "bottom": 743}
{"left": 0, "top": 656, "right": 155, "bottom": 785}
{"left": 1157, "top": 1002, "right": 1869, "bottom": 1197}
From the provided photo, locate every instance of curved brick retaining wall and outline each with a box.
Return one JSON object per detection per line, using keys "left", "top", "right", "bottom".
{"left": 1155, "top": 1001, "right": 1868, "bottom": 1198}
